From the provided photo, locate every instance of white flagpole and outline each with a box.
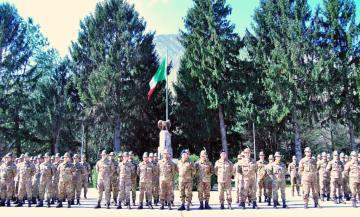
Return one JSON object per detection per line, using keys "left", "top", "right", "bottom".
{"left": 166, "top": 50, "right": 169, "bottom": 121}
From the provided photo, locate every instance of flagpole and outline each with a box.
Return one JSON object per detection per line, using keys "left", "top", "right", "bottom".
{"left": 166, "top": 49, "right": 168, "bottom": 121}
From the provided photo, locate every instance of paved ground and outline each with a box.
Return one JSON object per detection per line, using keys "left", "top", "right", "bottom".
{"left": 0, "top": 187, "right": 358, "bottom": 217}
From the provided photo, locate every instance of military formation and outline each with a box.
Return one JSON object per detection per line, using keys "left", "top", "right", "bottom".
{"left": 0, "top": 147, "right": 359, "bottom": 210}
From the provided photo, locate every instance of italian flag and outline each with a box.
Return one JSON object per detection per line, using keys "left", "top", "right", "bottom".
{"left": 148, "top": 57, "right": 166, "bottom": 100}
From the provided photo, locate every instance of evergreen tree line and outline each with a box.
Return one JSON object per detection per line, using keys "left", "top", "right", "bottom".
{"left": 0, "top": 0, "right": 359, "bottom": 164}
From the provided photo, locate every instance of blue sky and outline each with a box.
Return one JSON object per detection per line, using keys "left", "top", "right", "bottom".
{"left": 1, "top": 0, "right": 359, "bottom": 56}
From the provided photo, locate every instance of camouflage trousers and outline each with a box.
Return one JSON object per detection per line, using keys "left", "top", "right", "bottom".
{"left": 18, "top": 180, "right": 32, "bottom": 200}
{"left": 52, "top": 178, "right": 59, "bottom": 199}
{"left": 241, "top": 178, "right": 256, "bottom": 202}
{"left": 218, "top": 182, "right": 232, "bottom": 204}
{"left": 290, "top": 175, "right": 301, "bottom": 196}
{"left": 72, "top": 179, "right": 82, "bottom": 200}
{"left": 257, "top": 177, "right": 266, "bottom": 197}
{"left": 118, "top": 178, "right": 131, "bottom": 204}
{"left": 319, "top": 176, "right": 330, "bottom": 196}
{"left": 139, "top": 181, "right": 152, "bottom": 203}
{"left": 272, "top": 179, "right": 286, "bottom": 201}
{"left": 32, "top": 177, "right": 40, "bottom": 198}
{"left": 159, "top": 180, "right": 173, "bottom": 203}
{"left": 342, "top": 177, "right": 350, "bottom": 196}
{"left": 179, "top": 181, "right": 192, "bottom": 204}
{"left": 235, "top": 175, "right": 242, "bottom": 202}
{"left": 39, "top": 178, "right": 52, "bottom": 200}
{"left": 197, "top": 181, "right": 211, "bottom": 202}
{"left": 302, "top": 176, "right": 319, "bottom": 204}
{"left": 330, "top": 178, "right": 342, "bottom": 198}
{"left": 264, "top": 177, "right": 273, "bottom": 199}
{"left": 110, "top": 176, "right": 119, "bottom": 201}
{"left": 97, "top": 178, "right": 111, "bottom": 203}
{"left": 131, "top": 178, "right": 137, "bottom": 201}
{"left": 349, "top": 180, "right": 360, "bottom": 201}
{"left": 152, "top": 181, "right": 159, "bottom": 201}
{"left": 0, "top": 179, "right": 14, "bottom": 200}
{"left": 81, "top": 176, "right": 89, "bottom": 197}
{"left": 58, "top": 180, "right": 73, "bottom": 201}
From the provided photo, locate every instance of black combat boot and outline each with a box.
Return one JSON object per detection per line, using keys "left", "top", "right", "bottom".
{"left": 168, "top": 201, "right": 172, "bottom": 210}
{"left": 6, "top": 199, "right": 11, "bottom": 207}
{"left": 326, "top": 193, "right": 330, "bottom": 201}
{"left": 127, "top": 200, "right": 131, "bottom": 209}
{"left": 186, "top": 203, "right": 190, "bottom": 211}
{"left": 113, "top": 198, "right": 117, "bottom": 206}
{"left": 352, "top": 199, "right": 357, "bottom": 208}
{"left": 178, "top": 203, "right": 185, "bottom": 211}
{"left": 47, "top": 199, "right": 51, "bottom": 207}
{"left": 239, "top": 202, "right": 245, "bottom": 209}
{"left": 273, "top": 200, "right": 277, "bottom": 208}
{"left": 32, "top": 197, "right": 37, "bottom": 204}
{"left": 56, "top": 201, "right": 63, "bottom": 208}
{"left": 51, "top": 198, "right": 55, "bottom": 204}
{"left": 94, "top": 200, "right": 101, "bottom": 209}
{"left": 15, "top": 201, "right": 23, "bottom": 207}
{"left": 116, "top": 203, "right": 122, "bottom": 209}
{"left": 132, "top": 199, "right": 136, "bottom": 206}
{"left": 258, "top": 196, "right": 262, "bottom": 203}
{"left": 204, "top": 201, "right": 211, "bottom": 209}
{"left": 282, "top": 199, "right": 287, "bottom": 208}
{"left": 198, "top": 201, "right": 204, "bottom": 210}
{"left": 106, "top": 202, "right": 110, "bottom": 209}
{"left": 84, "top": 193, "right": 87, "bottom": 199}
{"left": 159, "top": 202, "right": 164, "bottom": 210}
{"left": 148, "top": 201, "right": 153, "bottom": 209}
{"left": 220, "top": 203, "right": 225, "bottom": 209}
{"left": 138, "top": 202, "right": 143, "bottom": 209}
{"left": 338, "top": 196, "right": 344, "bottom": 204}
{"left": 253, "top": 201, "right": 257, "bottom": 209}
{"left": 76, "top": 199, "right": 80, "bottom": 205}
{"left": 28, "top": 200, "right": 32, "bottom": 207}
{"left": 71, "top": 199, "right": 74, "bottom": 205}
{"left": 67, "top": 200, "right": 71, "bottom": 208}
{"left": 267, "top": 197, "right": 271, "bottom": 206}
{"left": 36, "top": 200, "right": 43, "bottom": 207}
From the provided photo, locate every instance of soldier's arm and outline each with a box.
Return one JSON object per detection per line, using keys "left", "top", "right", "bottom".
{"left": 343, "top": 163, "right": 350, "bottom": 177}
{"left": 214, "top": 162, "right": 218, "bottom": 175}
{"left": 325, "top": 162, "right": 332, "bottom": 172}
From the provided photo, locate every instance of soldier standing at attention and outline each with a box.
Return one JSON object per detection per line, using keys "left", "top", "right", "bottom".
{"left": 37, "top": 153, "right": 55, "bottom": 207}
{"left": 15, "top": 153, "right": 35, "bottom": 207}
{"left": 257, "top": 151, "right": 267, "bottom": 203}
{"left": 158, "top": 149, "right": 177, "bottom": 210}
{"left": 214, "top": 150, "right": 233, "bottom": 210}
{"left": 72, "top": 154, "right": 85, "bottom": 205}
{"left": 109, "top": 152, "right": 119, "bottom": 205}
{"left": 268, "top": 152, "right": 287, "bottom": 208}
{"left": 137, "top": 152, "right": 154, "bottom": 209}
{"left": 128, "top": 151, "right": 138, "bottom": 206}
{"left": 56, "top": 152, "right": 75, "bottom": 208}
{"left": 177, "top": 149, "right": 195, "bottom": 211}
{"left": 94, "top": 150, "right": 114, "bottom": 209}
{"left": 117, "top": 152, "right": 135, "bottom": 209}
{"left": 194, "top": 150, "right": 213, "bottom": 210}
{"left": 340, "top": 153, "right": 350, "bottom": 201}
{"left": 238, "top": 148, "right": 257, "bottom": 209}
{"left": 0, "top": 153, "right": 17, "bottom": 207}
{"left": 288, "top": 155, "right": 300, "bottom": 197}
{"left": 51, "top": 153, "right": 61, "bottom": 204}
{"left": 32, "top": 155, "right": 43, "bottom": 205}
{"left": 344, "top": 151, "right": 360, "bottom": 208}
{"left": 233, "top": 153, "right": 243, "bottom": 204}
{"left": 326, "top": 151, "right": 344, "bottom": 204}
{"left": 149, "top": 153, "right": 160, "bottom": 205}
{"left": 317, "top": 152, "right": 330, "bottom": 201}
{"left": 299, "top": 147, "right": 320, "bottom": 208}
{"left": 265, "top": 154, "right": 274, "bottom": 206}
{"left": 80, "top": 155, "right": 91, "bottom": 199}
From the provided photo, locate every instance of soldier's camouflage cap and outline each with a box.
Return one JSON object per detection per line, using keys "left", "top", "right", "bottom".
{"left": 19, "top": 154, "right": 24, "bottom": 158}
{"left": 149, "top": 153, "right": 154, "bottom": 157}
{"left": 153, "top": 153, "right": 157, "bottom": 157}
{"left": 44, "top": 153, "right": 50, "bottom": 158}
{"left": 101, "top": 150, "right": 107, "bottom": 155}
{"left": 292, "top": 155, "right": 297, "bottom": 160}
{"left": 63, "top": 152, "right": 71, "bottom": 158}
{"left": 181, "top": 149, "right": 188, "bottom": 155}
{"left": 268, "top": 154, "right": 274, "bottom": 160}
{"left": 118, "top": 152, "right": 123, "bottom": 157}
{"left": 340, "top": 152, "right": 345, "bottom": 158}
{"left": 122, "top": 152, "right": 129, "bottom": 157}
{"left": 37, "top": 154, "right": 43, "bottom": 159}
{"left": 333, "top": 151, "right": 339, "bottom": 156}
{"left": 321, "top": 152, "right": 327, "bottom": 157}
{"left": 259, "top": 151, "right": 265, "bottom": 156}
{"left": 73, "top": 154, "right": 80, "bottom": 158}
{"left": 55, "top": 153, "right": 61, "bottom": 158}
{"left": 200, "top": 150, "right": 207, "bottom": 156}
{"left": 109, "top": 152, "right": 114, "bottom": 156}
{"left": 129, "top": 151, "right": 133, "bottom": 156}
{"left": 51, "top": 156, "right": 55, "bottom": 160}
{"left": 244, "top": 148, "right": 251, "bottom": 153}
{"left": 304, "top": 147, "right": 311, "bottom": 152}
{"left": 274, "top": 152, "right": 281, "bottom": 157}
{"left": 5, "top": 153, "right": 13, "bottom": 158}
{"left": 143, "top": 152, "right": 148, "bottom": 158}
{"left": 350, "top": 151, "right": 357, "bottom": 156}
{"left": 24, "top": 153, "right": 30, "bottom": 158}
{"left": 237, "top": 154, "right": 242, "bottom": 159}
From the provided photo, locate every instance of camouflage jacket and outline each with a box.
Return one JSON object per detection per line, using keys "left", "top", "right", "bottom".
{"left": 194, "top": 159, "right": 213, "bottom": 183}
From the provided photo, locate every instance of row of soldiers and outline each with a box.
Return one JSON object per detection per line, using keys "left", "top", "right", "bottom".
{"left": 1, "top": 147, "right": 360, "bottom": 210}
{"left": 0, "top": 152, "right": 91, "bottom": 208}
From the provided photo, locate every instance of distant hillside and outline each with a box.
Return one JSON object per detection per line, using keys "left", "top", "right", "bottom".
{"left": 154, "top": 34, "right": 184, "bottom": 91}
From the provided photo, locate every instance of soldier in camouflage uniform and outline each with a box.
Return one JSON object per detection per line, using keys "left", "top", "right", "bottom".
{"left": 128, "top": 151, "right": 138, "bottom": 206}
{"left": 56, "top": 152, "right": 75, "bottom": 208}
{"left": 109, "top": 152, "right": 119, "bottom": 205}
{"left": 265, "top": 154, "right": 274, "bottom": 206}
{"left": 149, "top": 153, "right": 160, "bottom": 205}
{"left": 256, "top": 151, "right": 267, "bottom": 203}
{"left": 13, "top": 154, "right": 24, "bottom": 204}
{"left": 299, "top": 147, "right": 320, "bottom": 208}
{"left": 80, "top": 155, "right": 91, "bottom": 199}
{"left": 288, "top": 155, "right": 301, "bottom": 197}
{"left": 233, "top": 153, "right": 243, "bottom": 204}
{"left": 137, "top": 152, "right": 154, "bottom": 209}
{"left": 214, "top": 150, "right": 233, "bottom": 209}
{"left": 340, "top": 153, "right": 350, "bottom": 201}
{"left": 268, "top": 152, "right": 287, "bottom": 208}
{"left": 326, "top": 151, "right": 344, "bottom": 204}
{"left": 72, "top": 154, "right": 85, "bottom": 205}
{"left": 158, "top": 149, "right": 177, "bottom": 210}
{"left": 37, "top": 153, "right": 56, "bottom": 207}
{"left": 94, "top": 150, "right": 114, "bottom": 209}
{"left": 15, "top": 153, "right": 35, "bottom": 207}
{"left": 177, "top": 149, "right": 195, "bottom": 211}
{"left": 194, "top": 150, "right": 213, "bottom": 210}
{"left": 317, "top": 152, "right": 330, "bottom": 201}
{"left": 0, "top": 153, "right": 17, "bottom": 207}
{"left": 32, "top": 155, "right": 43, "bottom": 204}
{"left": 344, "top": 151, "right": 360, "bottom": 208}
{"left": 238, "top": 148, "right": 257, "bottom": 209}
{"left": 117, "top": 152, "right": 135, "bottom": 209}
{"left": 51, "top": 153, "right": 61, "bottom": 204}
